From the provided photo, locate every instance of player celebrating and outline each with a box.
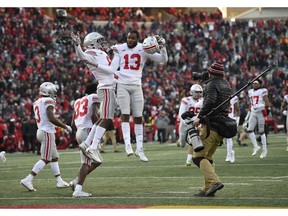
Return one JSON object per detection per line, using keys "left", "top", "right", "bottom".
{"left": 70, "top": 82, "right": 100, "bottom": 198}
{"left": 70, "top": 31, "right": 117, "bottom": 163}
{"left": 246, "top": 79, "right": 271, "bottom": 158}
{"left": 20, "top": 82, "right": 71, "bottom": 191}
{"left": 224, "top": 95, "right": 240, "bottom": 163}
{"left": 90, "top": 30, "right": 168, "bottom": 162}
{"left": 177, "top": 84, "right": 203, "bottom": 166}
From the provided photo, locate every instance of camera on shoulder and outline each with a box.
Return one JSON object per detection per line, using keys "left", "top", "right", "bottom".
{"left": 192, "top": 71, "right": 209, "bottom": 81}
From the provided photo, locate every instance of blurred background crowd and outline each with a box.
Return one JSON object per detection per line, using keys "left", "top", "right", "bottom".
{"left": 0, "top": 7, "right": 287, "bottom": 153}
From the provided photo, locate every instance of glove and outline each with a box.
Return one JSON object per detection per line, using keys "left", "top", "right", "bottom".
{"left": 155, "top": 35, "right": 166, "bottom": 49}
{"left": 283, "top": 110, "right": 287, "bottom": 116}
{"left": 65, "top": 125, "right": 73, "bottom": 133}
{"left": 70, "top": 31, "right": 81, "bottom": 46}
{"left": 262, "top": 108, "right": 267, "bottom": 117}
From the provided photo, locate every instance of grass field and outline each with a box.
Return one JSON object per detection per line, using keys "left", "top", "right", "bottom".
{"left": 0, "top": 132, "right": 288, "bottom": 211}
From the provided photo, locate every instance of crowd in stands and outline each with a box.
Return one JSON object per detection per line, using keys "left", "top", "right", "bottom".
{"left": 0, "top": 8, "right": 287, "bottom": 152}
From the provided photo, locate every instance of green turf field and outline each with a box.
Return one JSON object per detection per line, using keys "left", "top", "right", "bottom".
{"left": 0, "top": 133, "right": 288, "bottom": 209}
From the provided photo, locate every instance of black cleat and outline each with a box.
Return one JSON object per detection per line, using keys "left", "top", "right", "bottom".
{"left": 205, "top": 182, "right": 224, "bottom": 196}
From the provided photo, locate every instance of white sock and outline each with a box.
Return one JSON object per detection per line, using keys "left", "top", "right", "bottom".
{"left": 84, "top": 124, "right": 97, "bottom": 146}
{"left": 135, "top": 124, "right": 143, "bottom": 151}
{"left": 261, "top": 134, "right": 267, "bottom": 151}
{"left": 90, "top": 126, "right": 106, "bottom": 149}
{"left": 75, "top": 184, "right": 82, "bottom": 192}
{"left": 226, "top": 138, "right": 233, "bottom": 156}
{"left": 248, "top": 132, "right": 258, "bottom": 148}
{"left": 31, "top": 160, "right": 46, "bottom": 175}
{"left": 187, "top": 154, "right": 192, "bottom": 161}
{"left": 50, "top": 161, "right": 60, "bottom": 176}
{"left": 56, "top": 176, "right": 63, "bottom": 183}
{"left": 122, "top": 122, "right": 131, "bottom": 147}
{"left": 26, "top": 174, "right": 35, "bottom": 181}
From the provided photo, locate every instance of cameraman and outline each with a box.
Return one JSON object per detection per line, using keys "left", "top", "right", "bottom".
{"left": 192, "top": 62, "right": 232, "bottom": 197}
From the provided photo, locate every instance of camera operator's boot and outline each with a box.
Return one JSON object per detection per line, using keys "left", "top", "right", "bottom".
{"left": 187, "top": 127, "right": 204, "bottom": 152}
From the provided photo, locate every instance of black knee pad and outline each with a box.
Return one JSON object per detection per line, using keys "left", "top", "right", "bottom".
{"left": 192, "top": 157, "right": 205, "bottom": 168}
{"left": 208, "top": 159, "right": 213, "bottom": 164}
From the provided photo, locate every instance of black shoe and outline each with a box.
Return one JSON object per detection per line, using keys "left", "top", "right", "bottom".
{"left": 205, "top": 182, "right": 224, "bottom": 196}
{"left": 241, "top": 143, "right": 248, "bottom": 147}
{"left": 100, "top": 150, "right": 105, "bottom": 153}
{"left": 194, "top": 190, "right": 215, "bottom": 197}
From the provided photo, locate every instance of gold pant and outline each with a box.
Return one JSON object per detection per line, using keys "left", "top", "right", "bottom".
{"left": 193, "top": 126, "right": 223, "bottom": 191}
{"left": 100, "top": 130, "right": 119, "bottom": 151}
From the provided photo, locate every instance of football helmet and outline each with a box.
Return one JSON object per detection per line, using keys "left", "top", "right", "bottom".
{"left": 83, "top": 32, "right": 108, "bottom": 50}
{"left": 39, "top": 82, "right": 57, "bottom": 99}
{"left": 142, "top": 36, "right": 160, "bottom": 54}
{"left": 190, "top": 84, "right": 203, "bottom": 98}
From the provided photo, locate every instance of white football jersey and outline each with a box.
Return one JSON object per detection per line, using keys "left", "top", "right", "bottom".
{"left": 111, "top": 43, "right": 168, "bottom": 85}
{"left": 33, "top": 97, "right": 56, "bottom": 133}
{"left": 74, "top": 93, "right": 100, "bottom": 130}
{"left": 75, "top": 46, "right": 116, "bottom": 89}
{"left": 248, "top": 88, "right": 268, "bottom": 112}
{"left": 228, "top": 96, "right": 239, "bottom": 118}
{"left": 178, "top": 96, "right": 203, "bottom": 123}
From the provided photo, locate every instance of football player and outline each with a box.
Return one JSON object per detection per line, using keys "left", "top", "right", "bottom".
{"left": 70, "top": 82, "right": 100, "bottom": 198}
{"left": 177, "top": 84, "right": 203, "bottom": 166}
{"left": 87, "top": 30, "right": 168, "bottom": 162}
{"left": 20, "top": 82, "right": 72, "bottom": 191}
{"left": 246, "top": 79, "right": 271, "bottom": 158}
{"left": 70, "top": 31, "right": 116, "bottom": 164}
{"left": 280, "top": 92, "right": 288, "bottom": 151}
{"left": 224, "top": 95, "right": 240, "bottom": 163}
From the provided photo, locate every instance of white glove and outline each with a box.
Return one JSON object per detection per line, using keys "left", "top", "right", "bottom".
{"left": 155, "top": 35, "right": 166, "bottom": 49}
{"left": 65, "top": 125, "right": 73, "bottom": 133}
{"left": 70, "top": 31, "right": 81, "bottom": 46}
{"left": 283, "top": 110, "right": 287, "bottom": 116}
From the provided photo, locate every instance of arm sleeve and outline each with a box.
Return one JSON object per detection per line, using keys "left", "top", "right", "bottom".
{"left": 178, "top": 101, "right": 187, "bottom": 123}
{"left": 148, "top": 47, "right": 168, "bottom": 63}
{"left": 97, "top": 52, "right": 120, "bottom": 74}
{"left": 74, "top": 45, "right": 96, "bottom": 63}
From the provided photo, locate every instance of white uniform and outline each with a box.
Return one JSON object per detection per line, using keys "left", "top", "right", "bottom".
{"left": 74, "top": 94, "right": 99, "bottom": 130}
{"left": 247, "top": 88, "right": 268, "bottom": 133}
{"left": 225, "top": 95, "right": 239, "bottom": 163}
{"left": 33, "top": 97, "right": 58, "bottom": 161}
{"left": 178, "top": 96, "right": 203, "bottom": 147}
{"left": 111, "top": 43, "right": 168, "bottom": 116}
{"left": 74, "top": 46, "right": 116, "bottom": 119}
{"left": 228, "top": 96, "right": 238, "bottom": 119}
{"left": 74, "top": 93, "right": 100, "bottom": 165}
{"left": 284, "top": 95, "right": 288, "bottom": 138}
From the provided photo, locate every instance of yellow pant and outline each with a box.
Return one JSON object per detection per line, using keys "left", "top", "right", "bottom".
{"left": 100, "top": 130, "right": 119, "bottom": 151}
{"left": 193, "top": 126, "right": 223, "bottom": 191}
